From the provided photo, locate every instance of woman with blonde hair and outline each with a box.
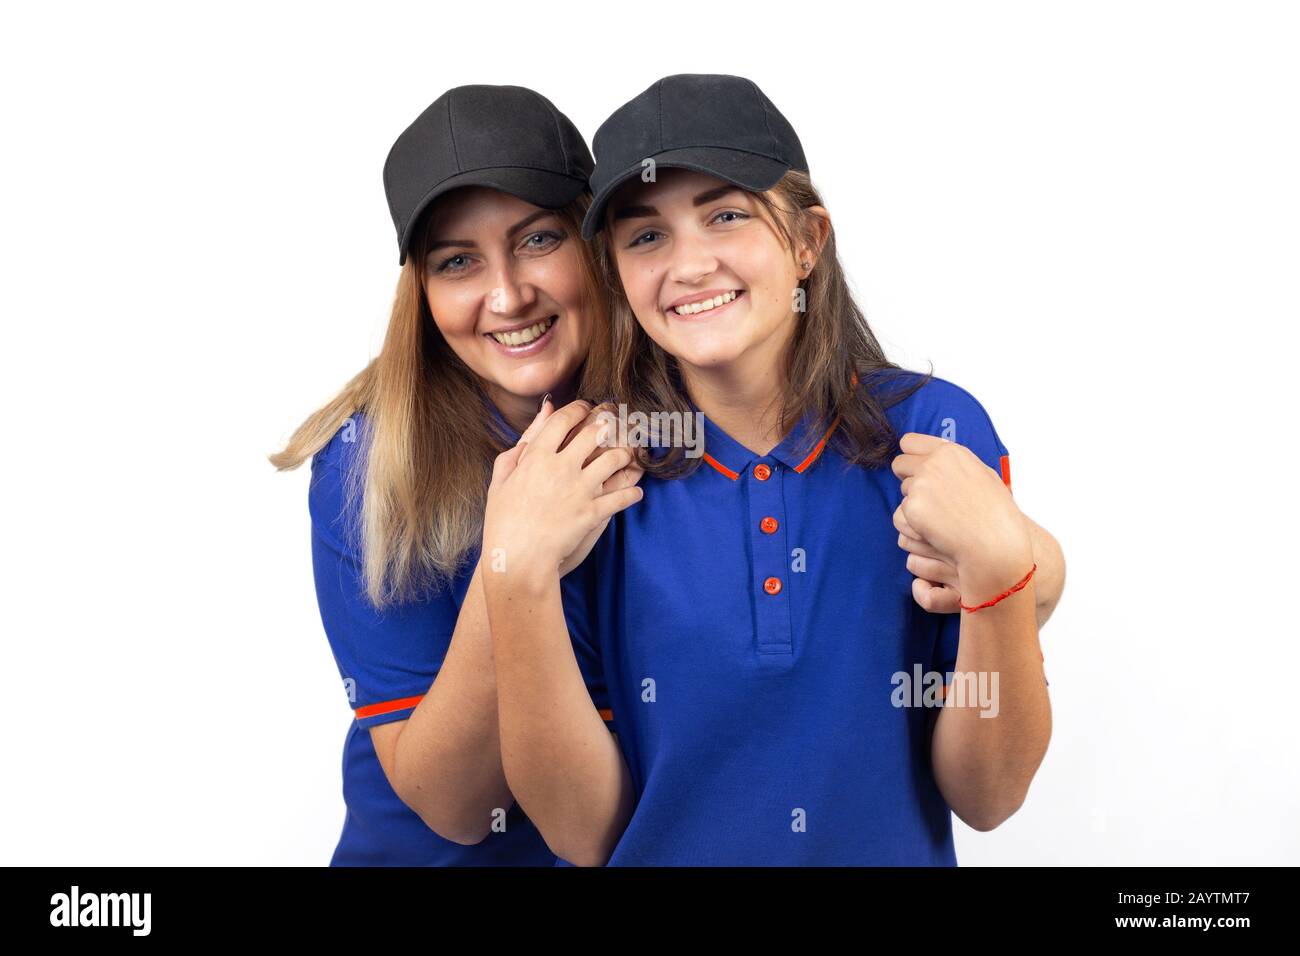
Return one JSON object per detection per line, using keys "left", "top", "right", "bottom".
{"left": 269, "top": 85, "right": 639, "bottom": 865}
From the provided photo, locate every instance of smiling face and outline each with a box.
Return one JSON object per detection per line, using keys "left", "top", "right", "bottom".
{"left": 605, "top": 168, "right": 808, "bottom": 384}
{"left": 419, "top": 186, "right": 592, "bottom": 425}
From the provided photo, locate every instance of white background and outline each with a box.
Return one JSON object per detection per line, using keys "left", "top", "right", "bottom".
{"left": 2, "top": 0, "right": 1296, "bottom": 865}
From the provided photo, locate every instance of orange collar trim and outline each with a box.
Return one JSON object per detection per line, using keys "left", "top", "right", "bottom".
{"left": 792, "top": 414, "right": 842, "bottom": 473}
{"left": 701, "top": 452, "right": 740, "bottom": 480}
{"left": 700, "top": 372, "right": 857, "bottom": 481}
{"left": 702, "top": 414, "right": 842, "bottom": 480}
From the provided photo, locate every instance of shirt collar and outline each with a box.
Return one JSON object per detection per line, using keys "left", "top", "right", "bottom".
{"left": 694, "top": 401, "right": 841, "bottom": 481}
{"left": 485, "top": 399, "right": 522, "bottom": 444}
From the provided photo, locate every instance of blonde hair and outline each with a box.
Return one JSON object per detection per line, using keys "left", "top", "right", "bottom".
{"left": 269, "top": 193, "right": 610, "bottom": 608}
{"left": 590, "top": 168, "right": 932, "bottom": 478}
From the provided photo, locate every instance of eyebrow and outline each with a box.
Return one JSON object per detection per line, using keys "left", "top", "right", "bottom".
{"left": 610, "top": 185, "right": 743, "bottom": 226}
{"left": 426, "top": 209, "right": 557, "bottom": 254}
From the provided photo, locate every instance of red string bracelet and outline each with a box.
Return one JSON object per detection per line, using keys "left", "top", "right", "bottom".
{"left": 959, "top": 563, "right": 1037, "bottom": 612}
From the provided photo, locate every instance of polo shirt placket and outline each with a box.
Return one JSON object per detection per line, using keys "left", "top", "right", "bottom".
{"left": 698, "top": 412, "right": 843, "bottom": 662}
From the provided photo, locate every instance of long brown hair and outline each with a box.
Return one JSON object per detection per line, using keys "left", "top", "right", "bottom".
{"left": 269, "top": 192, "right": 610, "bottom": 608}
{"left": 591, "top": 168, "right": 932, "bottom": 478}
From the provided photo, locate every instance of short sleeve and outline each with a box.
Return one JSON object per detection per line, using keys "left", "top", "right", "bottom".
{"left": 918, "top": 378, "right": 1011, "bottom": 492}
{"left": 309, "top": 411, "right": 615, "bottom": 731}
{"left": 309, "top": 418, "right": 464, "bottom": 730}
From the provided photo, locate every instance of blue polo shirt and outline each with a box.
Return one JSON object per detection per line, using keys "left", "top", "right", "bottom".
{"left": 578, "top": 370, "right": 1027, "bottom": 865}
{"left": 309, "top": 405, "right": 610, "bottom": 866}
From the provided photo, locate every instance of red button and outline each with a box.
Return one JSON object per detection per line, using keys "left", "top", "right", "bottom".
{"left": 754, "top": 464, "right": 771, "bottom": 481}
{"left": 760, "top": 516, "right": 778, "bottom": 534}
{"left": 763, "top": 576, "right": 782, "bottom": 595}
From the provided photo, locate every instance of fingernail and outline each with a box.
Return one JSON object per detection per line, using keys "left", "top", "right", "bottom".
{"left": 537, "top": 392, "right": 551, "bottom": 412}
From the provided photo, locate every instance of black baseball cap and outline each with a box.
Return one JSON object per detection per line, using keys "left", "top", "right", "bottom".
{"left": 581, "top": 74, "right": 809, "bottom": 241}
{"left": 383, "top": 85, "right": 593, "bottom": 265}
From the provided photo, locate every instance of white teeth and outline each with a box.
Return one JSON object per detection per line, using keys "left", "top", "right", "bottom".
{"left": 490, "top": 317, "right": 554, "bottom": 346}
{"left": 672, "top": 290, "right": 738, "bottom": 315}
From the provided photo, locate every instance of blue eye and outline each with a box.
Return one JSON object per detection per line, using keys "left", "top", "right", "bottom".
{"left": 712, "top": 210, "right": 749, "bottom": 225}
{"left": 629, "top": 230, "right": 662, "bottom": 248}
{"left": 522, "top": 230, "right": 563, "bottom": 252}
{"left": 436, "top": 253, "right": 470, "bottom": 273}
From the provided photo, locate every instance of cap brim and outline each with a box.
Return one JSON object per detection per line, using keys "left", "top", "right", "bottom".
{"left": 399, "top": 166, "right": 588, "bottom": 265}
{"left": 580, "top": 147, "right": 790, "bottom": 241}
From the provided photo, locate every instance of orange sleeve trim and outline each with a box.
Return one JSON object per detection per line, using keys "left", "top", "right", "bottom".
{"left": 702, "top": 452, "right": 739, "bottom": 480}
{"left": 356, "top": 696, "right": 614, "bottom": 725}
{"left": 999, "top": 454, "right": 1012, "bottom": 492}
{"left": 355, "top": 694, "right": 425, "bottom": 719}
{"left": 793, "top": 415, "right": 842, "bottom": 473}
